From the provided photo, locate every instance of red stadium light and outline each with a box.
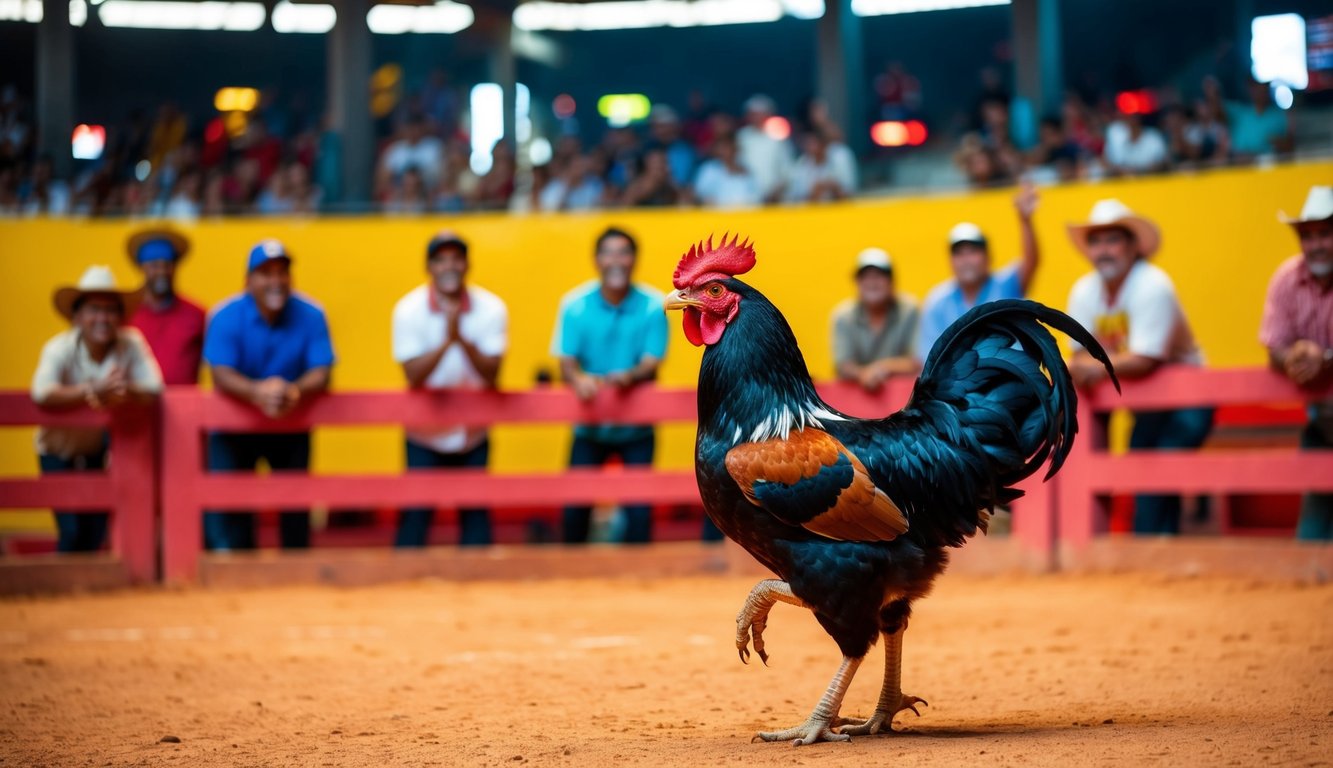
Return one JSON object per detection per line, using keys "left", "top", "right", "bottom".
{"left": 71, "top": 124, "right": 106, "bottom": 160}
{"left": 762, "top": 115, "right": 791, "bottom": 141}
{"left": 553, "top": 93, "right": 576, "bottom": 119}
{"left": 1115, "top": 89, "right": 1158, "bottom": 115}
{"left": 871, "top": 120, "right": 927, "bottom": 147}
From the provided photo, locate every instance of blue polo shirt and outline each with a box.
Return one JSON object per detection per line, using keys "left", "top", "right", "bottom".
{"left": 918, "top": 263, "right": 1022, "bottom": 358}
{"left": 203, "top": 292, "right": 335, "bottom": 381}
{"left": 552, "top": 280, "right": 668, "bottom": 443}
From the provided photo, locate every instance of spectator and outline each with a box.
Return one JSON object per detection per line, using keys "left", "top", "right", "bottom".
{"left": 919, "top": 182, "right": 1041, "bottom": 355}
{"left": 1065, "top": 199, "right": 1211, "bottom": 535}
{"left": 473, "top": 140, "right": 515, "bottom": 211}
{"left": 692, "top": 134, "right": 761, "bottom": 208}
{"left": 954, "top": 133, "right": 1016, "bottom": 189}
{"left": 146, "top": 103, "right": 187, "bottom": 170}
{"left": 392, "top": 231, "right": 507, "bottom": 548}
{"left": 552, "top": 227, "right": 667, "bottom": 544}
{"left": 539, "top": 153, "right": 604, "bottom": 212}
{"left": 18, "top": 155, "right": 71, "bottom": 215}
{"left": 1103, "top": 107, "right": 1169, "bottom": 176}
{"left": 125, "top": 229, "right": 206, "bottom": 386}
{"left": 1187, "top": 96, "right": 1230, "bottom": 164}
{"left": 621, "top": 148, "right": 682, "bottom": 208}
{"left": 832, "top": 248, "right": 920, "bottom": 391}
{"left": 1260, "top": 186, "right": 1333, "bottom": 540}
{"left": 1027, "top": 117, "right": 1081, "bottom": 182}
{"left": 255, "top": 165, "right": 294, "bottom": 215}
{"left": 201, "top": 240, "right": 335, "bottom": 551}
{"left": 647, "top": 105, "right": 697, "bottom": 187}
{"left": 384, "top": 167, "right": 429, "bottom": 215}
{"left": 736, "top": 94, "right": 793, "bottom": 203}
{"left": 378, "top": 115, "right": 444, "bottom": 197}
{"left": 31, "top": 266, "right": 163, "bottom": 552}
{"left": 433, "top": 140, "right": 479, "bottom": 212}
{"left": 1061, "top": 92, "right": 1104, "bottom": 159}
{"left": 874, "top": 61, "right": 922, "bottom": 121}
{"left": 785, "top": 131, "right": 857, "bottom": 203}
{"left": 1227, "top": 78, "right": 1294, "bottom": 160}
{"left": 163, "top": 169, "right": 202, "bottom": 219}
{"left": 285, "top": 161, "right": 322, "bottom": 214}
{"left": 419, "top": 69, "right": 460, "bottom": 138}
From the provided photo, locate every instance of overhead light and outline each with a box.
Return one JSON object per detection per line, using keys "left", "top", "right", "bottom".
{"left": 0, "top": 0, "right": 86, "bottom": 25}
{"left": 852, "top": 0, "right": 1008, "bottom": 15}
{"left": 514, "top": 0, "right": 782, "bottom": 31}
{"left": 72, "top": 124, "right": 106, "bottom": 160}
{"left": 553, "top": 94, "right": 576, "bottom": 119}
{"left": 98, "top": 1, "right": 266, "bottom": 31}
{"left": 1251, "top": 13, "right": 1309, "bottom": 90}
{"left": 597, "top": 94, "right": 651, "bottom": 127}
{"left": 272, "top": 0, "right": 334, "bottom": 33}
{"left": 367, "top": 0, "right": 473, "bottom": 34}
{"left": 762, "top": 115, "right": 791, "bottom": 140}
{"left": 871, "top": 120, "right": 927, "bottom": 147}
{"left": 214, "top": 87, "right": 260, "bottom": 112}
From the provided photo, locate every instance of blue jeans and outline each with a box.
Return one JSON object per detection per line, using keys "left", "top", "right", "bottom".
{"left": 396, "top": 439, "right": 492, "bottom": 548}
{"left": 1129, "top": 408, "right": 1214, "bottom": 535}
{"left": 39, "top": 450, "right": 109, "bottom": 553}
{"left": 563, "top": 433, "right": 655, "bottom": 544}
{"left": 204, "top": 432, "right": 311, "bottom": 551}
{"left": 1296, "top": 416, "right": 1333, "bottom": 541}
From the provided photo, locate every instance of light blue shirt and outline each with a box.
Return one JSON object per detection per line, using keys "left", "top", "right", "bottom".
{"left": 552, "top": 280, "right": 668, "bottom": 443}
{"left": 918, "top": 263, "right": 1022, "bottom": 358}
{"left": 1225, "top": 102, "right": 1289, "bottom": 156}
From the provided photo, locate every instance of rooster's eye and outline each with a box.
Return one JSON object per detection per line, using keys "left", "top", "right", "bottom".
{"left": 706, "top": 284, "right": 725, "bottom": 298}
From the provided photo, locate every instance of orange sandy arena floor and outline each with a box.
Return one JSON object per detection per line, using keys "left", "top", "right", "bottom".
{"left": 1, "top": 572, "right": 1330, "bottom": 767}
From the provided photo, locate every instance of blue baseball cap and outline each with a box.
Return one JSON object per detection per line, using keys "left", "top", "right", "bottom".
{"left": 247, "top": 239, "right": 292, "bottom": 273}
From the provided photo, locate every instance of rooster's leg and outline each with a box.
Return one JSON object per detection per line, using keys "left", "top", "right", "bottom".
{"left": 754, "top": 654, "right": 863, "bottom": 745}
{"left": 736, "top": 579, "right": 807, "bottom": 665}
{"left": 834, "top": 628, "right": 927, "bottom": 736}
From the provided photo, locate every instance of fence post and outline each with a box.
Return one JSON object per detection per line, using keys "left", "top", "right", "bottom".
{"left": 108, "top": 403, "right": 158, "bottom": 583}
{"left": 1009, "top": 472, "right": 1055, "bottom": 570}
{"left": 1057, "top": 388, "right": 1108, "bottom": 555}
{"left": 160, "top": 390, "right": 204, "bottom": 583}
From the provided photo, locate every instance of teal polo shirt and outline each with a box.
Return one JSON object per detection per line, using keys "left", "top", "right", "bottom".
{"left": 551, "top": 280, "right": 668, "bottom": 443}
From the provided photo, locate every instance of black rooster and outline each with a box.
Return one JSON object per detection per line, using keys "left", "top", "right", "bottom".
{"left": 664, "top": 235, "right": 1117, "bottom": 745}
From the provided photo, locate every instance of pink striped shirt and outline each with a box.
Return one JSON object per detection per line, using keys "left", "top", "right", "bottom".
{"left": 1259, "top": 255, "right": 1333, "bottom": 350}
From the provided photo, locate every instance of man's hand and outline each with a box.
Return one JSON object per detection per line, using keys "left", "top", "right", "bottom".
{"left": 604, "top": 370, "right": 635, "bottom": 389}
{"left": 1014, "top": 179, "right": 1038, "bottom": 220}
{"left": 1283, "top": 339, "right": 1325, "bottom": 385}
{"left": 1070, "top": 358, "right": 1110, "bottom": 389}
{"left": 442, "top": 301, "right": 463, "bottom": 346}
{"left": 857, "top": 363, "right": 889, "bottom": 392}
{"left": 571, "top": 372, "right": 601, "bottom": 402}
{"left": 253, "top": 376, "right": 293, "bottom": 418}
{"left": 94, "top": 366, "right": 131, "bottom": 407}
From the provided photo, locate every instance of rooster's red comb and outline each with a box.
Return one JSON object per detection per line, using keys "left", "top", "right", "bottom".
{"left": 672, "top": 233, "right": 757, "bottom": 289}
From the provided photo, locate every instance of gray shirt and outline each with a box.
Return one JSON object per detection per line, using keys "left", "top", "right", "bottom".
{"left": 831, "top": 296, "right": 920, "bottom": 371}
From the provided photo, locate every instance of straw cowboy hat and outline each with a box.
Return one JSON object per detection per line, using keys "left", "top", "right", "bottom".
{"left": 1279, "top": 186, "right": 1333, "bottom": 226}
{"left": 53, "top": 265, "right": 142, "bottom": 320}
{"left": 1066, "top": 198, "right": 1161, "bottom": 258}
{"left": 125, "top": 227, "right": 191, "bottom": 265}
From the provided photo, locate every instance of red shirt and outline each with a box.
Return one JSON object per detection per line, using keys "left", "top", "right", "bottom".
{"left": 129, "top": 296, "right": 206, "bottom": 386}
{"left": 1259, "top": 255, "right": 1333, "bottom": 350}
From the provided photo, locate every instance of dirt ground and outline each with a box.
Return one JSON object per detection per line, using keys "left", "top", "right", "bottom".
{"left": 1, "top": 572, "right": 1330, "bottom": 767}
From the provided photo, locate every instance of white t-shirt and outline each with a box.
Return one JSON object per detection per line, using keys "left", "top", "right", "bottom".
{"left": 381, "top": 137, "right": 445, "bottom": 188}
{"left": 785, "top": 143, "right": 858, "bottom": 202}
{"left": 1066, "top": 260, "right": 1202, "bottom": 366}
{"left": 736, "top": 125, "right": 793, "bottom": 199}
{"left": 391, "top": 284, "right": 508, "bottom": 453}
{"left": 1103, "top": 121, "right": 1168, "bottom": 173}
{"left": 693, "top": 160, "right": 762, "bottom": 208}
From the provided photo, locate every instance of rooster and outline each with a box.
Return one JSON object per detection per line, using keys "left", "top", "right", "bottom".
{"left": 664, "top": 235, "right": 1117, "bottom": 745}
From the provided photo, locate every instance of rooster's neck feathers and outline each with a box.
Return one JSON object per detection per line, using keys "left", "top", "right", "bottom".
{"left": 698, "top": 279, "right": 845, "bottom": 447}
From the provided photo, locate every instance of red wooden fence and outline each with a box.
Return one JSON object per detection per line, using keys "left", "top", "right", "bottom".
{"left": 0, "top": 395, "right": 157, "bottom": 583}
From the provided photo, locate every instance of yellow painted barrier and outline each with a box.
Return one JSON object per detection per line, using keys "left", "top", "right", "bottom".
{"left": 1, "top": 161, "right": 1326, "bottom": 528}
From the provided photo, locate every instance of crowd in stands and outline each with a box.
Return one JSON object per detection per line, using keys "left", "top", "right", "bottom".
{"left": 952, "top": 71, "right": 1297, "bottom": 188}
{"left": 0, "top": 65, "right": 1311, "bottom": 217}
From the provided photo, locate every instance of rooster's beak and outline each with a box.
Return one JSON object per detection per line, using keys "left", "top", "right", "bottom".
{"left": 664, "top": 289, "right": 701, "bottom": 311}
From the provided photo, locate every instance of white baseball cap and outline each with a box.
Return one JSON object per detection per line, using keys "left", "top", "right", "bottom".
{"left": 855, "top": 248, "right": 893, "bottom": 275}
{"left": 948, "top": 222, "right": 988, "bottom": 249}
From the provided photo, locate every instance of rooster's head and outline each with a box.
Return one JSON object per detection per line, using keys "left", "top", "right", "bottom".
{"left": 665, "top": 234, "right": 756, "bottom": 347}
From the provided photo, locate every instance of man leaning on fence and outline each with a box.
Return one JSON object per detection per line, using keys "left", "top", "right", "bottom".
{"left": 31, "top": 266, "right": 163, "bottom": 552}
{"left": 391, "top": 230, "right": 507, "bottom": 548}
{"left": 1260, "top": 185, "right": 1333, "bottom": 541}
{"left": 1065, "top": 199, "right": 1212, "bottom": 536}
{"left": 552, "top": 227, "right": 667, "bottom": 544}
{"left": 201, "top": 240, "right": 335, "bottom": 551}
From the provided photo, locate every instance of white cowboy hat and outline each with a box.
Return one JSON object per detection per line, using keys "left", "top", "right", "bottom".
{"left": 1278, "top": 186, "right": 1333, "bottom": 226}
{"left": 1066, "top": 198, "right": 1161, "bottom": 258}
{"left": 53, "top": 265, "right": 142, "bottom": 320}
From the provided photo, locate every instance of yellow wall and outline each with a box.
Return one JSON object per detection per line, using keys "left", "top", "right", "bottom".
{"left": 1, "top": 161, "right": 1327, "bottom": 515}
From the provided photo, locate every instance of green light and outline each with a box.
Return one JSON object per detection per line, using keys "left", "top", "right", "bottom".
{"left": 596, "top": 94, "right": 651, "bottom": 126}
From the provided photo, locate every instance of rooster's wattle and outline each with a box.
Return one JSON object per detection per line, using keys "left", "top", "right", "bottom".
{"left": 664, "top": 235, "right": 1117, "bottom": 745}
